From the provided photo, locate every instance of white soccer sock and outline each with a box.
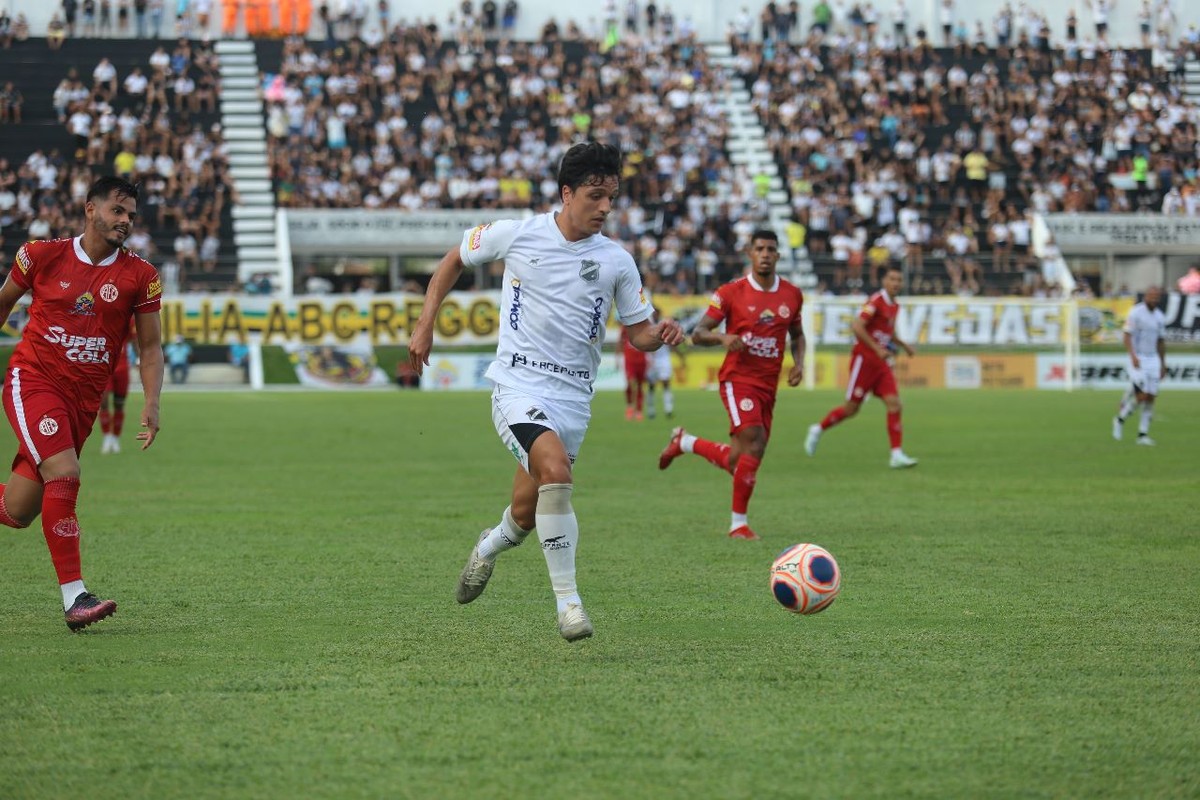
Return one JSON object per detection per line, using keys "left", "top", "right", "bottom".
{"left": 646, "top": 386, "right": 657, "bottom": 416}
{"left": 730, "top": 512, "right": 749, "bottom": 532}
{"left": 891, "top": 447, "right": 903, "bottom": 456}
{"left": 61, "top": 579, "right": 86, "bottom": 611}
{"left": 478, "top": 505, "right": 529, "bottom": 562}
{"left": 663, "top": 388, "right": 674, "bottom": 415}
{"left": 536, "top": 483, "right": 580, "bottom": 613}
{"left": 1138, "top": 405, "right": 1154, "bottom": 436}
{"left": 1117, "top": 391, "right": 1138, "bottom": 421}
{"left": 680, "top": 433, "right": 697, "bottom": 453}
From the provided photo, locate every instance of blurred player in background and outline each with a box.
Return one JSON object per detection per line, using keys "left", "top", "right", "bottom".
{"left": 620, "top": 325, "right": 647, "bottom": 420}
{"left": 806, "top": 265, "right": 918, "bottom": 468}
{"left": 97, "top": 320, "right": 137, "bottom": 454}
{"left": 644, "top": 303, "right": 681, "bottom": 420}
{"left": 408, "top": 142, "right": 684, "bottom": 641}
{"left": 0, "top": 176, "right": 164, "bottom": 631}
{"left": 1112, "top": 286, "right": 1166, "bottom": 445}
{"left": 658, "top": 230, "right": 805, "bottom": 541}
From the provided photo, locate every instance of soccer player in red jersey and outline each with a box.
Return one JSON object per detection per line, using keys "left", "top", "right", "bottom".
{"left": 0, "top": 176, "right": 165, "bottom": 631}
{"left": 805, "top": 265, "right": 918, "bottom": 468}
{"left": 620, "top": 326, "right": 647, "bottom": 420}
{"left": 658, "top": 230, "right": 806, "bottom": 541}
{"left": 97, "top": 320, "right": 136, "bottom": 454}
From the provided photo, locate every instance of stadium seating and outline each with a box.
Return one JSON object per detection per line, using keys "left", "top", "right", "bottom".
{"left": 0, "top": 37, "right": 240, "bottom": 291}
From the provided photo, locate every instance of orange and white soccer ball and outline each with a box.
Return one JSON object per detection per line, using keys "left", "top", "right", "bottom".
{"left": 770, "top": 543, "right": 841, "bottom": 614}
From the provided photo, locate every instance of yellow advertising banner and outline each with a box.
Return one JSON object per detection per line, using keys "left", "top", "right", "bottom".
{"left": 670, "top": 351, "right": 838, "bottom": 390}
{"left": 1077, "top": 298, "right": 1133, "bottom": 344}
{"left": 833, "top": 353, "right": 1039, "bottom": 390}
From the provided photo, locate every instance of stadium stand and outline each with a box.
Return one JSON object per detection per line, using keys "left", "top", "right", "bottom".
{"left": 0, "top": 35, "right": 240, "bottom": 292}
{"left": 733, "top": 34, "right": 1199, "bottom": 295}
{"left": 255, "top": 29, "right": 771, "bottom": 294}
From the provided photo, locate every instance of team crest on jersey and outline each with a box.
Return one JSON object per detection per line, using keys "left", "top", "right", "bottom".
{"left": 778, "top": 305, "right": 791, "bottom": 318}
{"left": 38, "top": 417, "right": 59, "bottom": 436}
{"left": 739, "top": 398, "right": 755, "bottom": 412}
{"left": 70, "top": 292, "right": 97, "bottom": 316}
{"left": 100, "top": 283, "right": 119, "bottom": 302}
{"left": 579, "top": 259, "right": 600, "bottom": 283}
{"left": 15, "top": 245, "right": 32, "bottom": 274}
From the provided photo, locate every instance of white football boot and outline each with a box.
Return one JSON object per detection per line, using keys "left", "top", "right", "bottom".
{"left": 455, "top": 530, "right": 495, "bottom": 604}
{"left": 557, "top": 602, "right": 594, "bottom": 642}
{"left": 804, "top": 424, "right": 822, "bottom": 456}
{"left": 889, "top": 451, "right": 919, "bottom": 469}
{"left": 1112, "top": 417, "right": 1122, "bottom": 441}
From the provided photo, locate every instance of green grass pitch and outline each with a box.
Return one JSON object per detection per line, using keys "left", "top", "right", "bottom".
{"left": 1, "top": 388, "right": 1197, "bottom": 799}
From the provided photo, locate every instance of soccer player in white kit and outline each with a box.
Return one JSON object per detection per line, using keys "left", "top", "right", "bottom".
{"left": 407, "top": 142, "right": 685, "bottom": 641}
{"left": 1112, "top": 286, "right": 1166, "bottom": 446}
{"left": 644, "top": 302, "right": 680, "bottom": 420}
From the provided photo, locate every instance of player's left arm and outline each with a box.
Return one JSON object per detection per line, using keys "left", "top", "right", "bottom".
{"left": 625, "top": 317, "right": 685, "bottom": 352}
{"left": 134, "top": 310, "right": 164, "bottom": 450}
{"left": 786, "top": 315, "right": 806, "bottom": 387}
{"left": 1158, "top": 331, "right": 1166, "bottom": 378}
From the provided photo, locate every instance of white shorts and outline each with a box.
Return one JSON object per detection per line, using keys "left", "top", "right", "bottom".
{"left": 646, "top": 347, "right": 673, "bottom": 383}
{"left": 1129, "top": 357, "right": 1160, "bottom": 397}
{"left": 491, "top": 384, "right": 591, "bottom": 471}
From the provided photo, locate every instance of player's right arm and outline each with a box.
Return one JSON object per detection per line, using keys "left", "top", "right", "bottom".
{"left": 407, "top": 245, "right": 464, "bottom": 375}
{"left": 1123, "top": 330, "right": 1138, "bottom": 370}
{"left": 851, "top": 314, "right": 889, "bottom": 360}
{"left": 0, "top": 273, "right": 29, "bottom": 328}
{"left": 408, "top": 219, "right": 520, "bottom": 374}
{"left": 691, "top": 313, "right": 745, "bottom": 352}
{"left": 690, "top": 286, "right": 745, "bottom": 352}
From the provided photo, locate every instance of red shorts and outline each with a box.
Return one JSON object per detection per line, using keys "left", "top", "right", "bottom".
{"left": 3, "top": 368, "right": 96, "bottom": 482}
{"left": 106, "top": 361, "right": 130, "bottom": 397}
{"left": 719, "top": 380, "right": 777, "bottom": 436}
{"left": 846, "top": 353, "right": 898, "bottom": 402}
{"left": 623, "top": 350, "right": 647, "bottom": 383}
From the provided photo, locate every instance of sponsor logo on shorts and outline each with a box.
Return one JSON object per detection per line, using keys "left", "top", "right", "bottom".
{"left": 99, "top": 283, "right": 119, "bottom": 302}
{"left": 15, "top": 245, "right": 32, "bottom": 274}
{"left": 525, "top": 406, "right": 548, "bottom": 421}
{"left": 853, "top": 387, "right": 865, "bottom": 399}
{"left": 70, "top": 292, "right": 97, "bottom": 316}
{"left": 739, "top": 398, "right": 754, "bottom": 411}
{"left": 38, "top": 417, "right": 59, "bottom": 436}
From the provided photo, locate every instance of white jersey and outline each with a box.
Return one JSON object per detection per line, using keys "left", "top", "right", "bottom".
{"left": 461, "top": 213, "right": 653, "bottom": 400}
{"left": 1123, "top": 301, "right": 1165, "bottom": 361}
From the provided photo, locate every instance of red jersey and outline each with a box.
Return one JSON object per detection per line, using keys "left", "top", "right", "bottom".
{"left": 852, "top": 289, "right": 900, "bottom": 363}
{"left": 9, "top": 237, "right": 161, "bottom": 411}
{"left": 705, "top": 274, "right": 804, "bottom": 391}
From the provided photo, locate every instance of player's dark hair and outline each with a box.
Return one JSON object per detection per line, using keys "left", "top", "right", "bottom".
{"left": 885, "top": 264, "right": 903, "bottom": 275}
{"left": 557, "top": 141, "right": 622, "bottom": 195}
{"left": 86, "top": 176, "right": 139, "bottom": 204}
{"left": 750, "top": 229, "right": 779, "bottom": 244}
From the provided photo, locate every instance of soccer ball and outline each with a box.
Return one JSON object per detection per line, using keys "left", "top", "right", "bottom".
{"left": 770, "top": 543, "right": 841, "bottom": 614}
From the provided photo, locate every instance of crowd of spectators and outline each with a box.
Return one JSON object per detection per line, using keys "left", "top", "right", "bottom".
{"left": 265, "top": 23, "right": 772, "bottom": 294}
{"left": 724, "top": 0, "right": 1200, "bottom": 296}
{"left": 0, "top": 38, "right": 236, "bottom": 294}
